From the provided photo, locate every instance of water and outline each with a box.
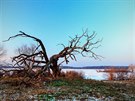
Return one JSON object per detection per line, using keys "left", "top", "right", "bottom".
{"left": 62, "top": 69, "right": 106, "bottom": 80}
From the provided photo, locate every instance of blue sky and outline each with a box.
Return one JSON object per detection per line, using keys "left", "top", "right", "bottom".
{"left": 0, "top": 0, "right": 135, "bottom": 66}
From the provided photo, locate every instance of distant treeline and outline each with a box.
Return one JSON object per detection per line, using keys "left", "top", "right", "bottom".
{"left": 0, "top": 65, "right": 13, "bottom": 68}
{"left": 0, "top": 65, "right": 128, "bottom": 69}
{"left": 61, "top": 66, "right": 128, "bottom": 69}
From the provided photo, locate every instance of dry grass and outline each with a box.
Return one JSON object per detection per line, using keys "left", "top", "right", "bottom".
{"left": 0, "top": 76, "right": 135, "bottom": 100}
{"left": 60, "top": 70, "right": 84, "bottom": 79}
{"left": 0, "top": 76, "right": 44, "bottom": 88}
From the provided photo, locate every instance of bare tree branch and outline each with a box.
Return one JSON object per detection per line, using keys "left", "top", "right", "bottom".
{"left": 3, "top": 31, "right": 49, "bottom": 63}
{"left": 3, "top": 29, "right": 102, "bottom": 78}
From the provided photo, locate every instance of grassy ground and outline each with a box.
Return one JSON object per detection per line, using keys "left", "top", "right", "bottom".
{"left": 0, "top": 77, "right": 135, "bottom": 101}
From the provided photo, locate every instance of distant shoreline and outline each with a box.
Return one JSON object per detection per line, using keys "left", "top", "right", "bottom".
{"left": 62, "top": 66, "right": 128, "bottom": 69}
{"left": 0, "top": 65, "right": 128, "bottom": 69}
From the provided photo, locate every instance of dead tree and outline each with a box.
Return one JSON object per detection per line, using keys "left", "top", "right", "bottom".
{"left": 4, "top": 29, "right": 102, "bottom": 78}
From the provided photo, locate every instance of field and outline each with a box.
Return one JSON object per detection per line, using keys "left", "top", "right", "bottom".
{"left": 0, "top": 77, "right": 135, "bottom": 101}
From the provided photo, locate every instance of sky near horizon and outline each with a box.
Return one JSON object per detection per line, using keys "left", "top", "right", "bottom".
{"left": 0, "top": 0, "right": 135, "bottom": 66}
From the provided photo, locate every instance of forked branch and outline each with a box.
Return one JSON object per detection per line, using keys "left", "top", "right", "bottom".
{"left": 3, "top": 29, "right": 102, "bottom": 78}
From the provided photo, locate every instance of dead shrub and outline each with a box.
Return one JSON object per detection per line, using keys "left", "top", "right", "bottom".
{"left": 102, "top": 67, "right": 129, "bottom": 81}
{"left": 128, "top": 64, "right": 135, "bottom": 80}
{"left": 59, "top": 71, "right": 66, "bottom": 77}
{"left": 103, "top": 68, "right": 116, "bottom": 80}
{"left": 64, "top": 71, "right": 84, "bottom": 79}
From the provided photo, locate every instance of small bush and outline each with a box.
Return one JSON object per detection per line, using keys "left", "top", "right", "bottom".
{"left": 128, "top": 64, "right": 135, "bottom": 80}
{"left": 64, "top": 71, "right": 84, "bottom": 79}
{"left": 103, "top": 67, "right": 129, "bottom": 81}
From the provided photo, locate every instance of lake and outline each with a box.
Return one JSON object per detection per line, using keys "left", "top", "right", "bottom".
{"left": 62, "top": 69, "right": 106, "bottom": 80}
